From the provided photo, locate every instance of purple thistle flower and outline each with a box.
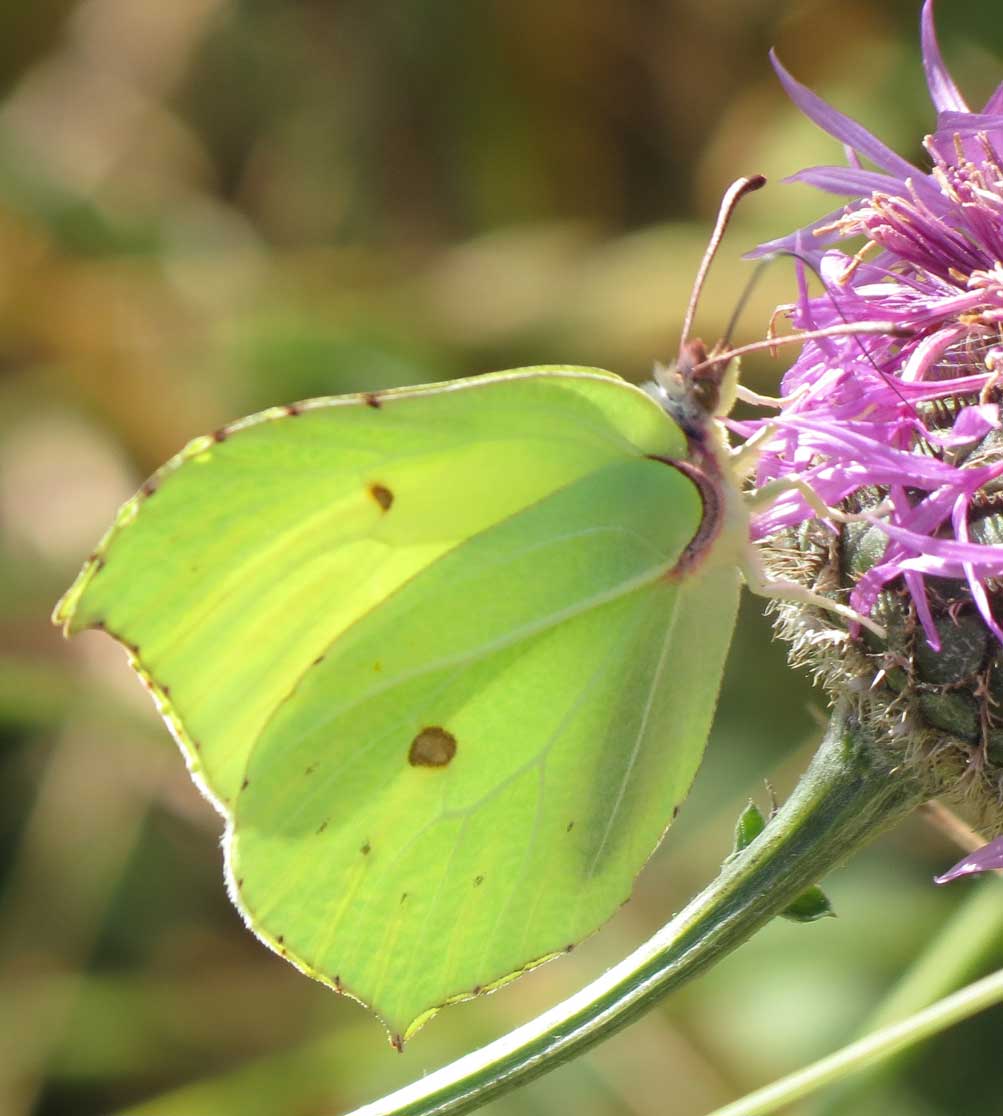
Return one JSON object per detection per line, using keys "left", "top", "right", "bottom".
{"left": 744, "top": 0, "right": 1003, "bottom": 655}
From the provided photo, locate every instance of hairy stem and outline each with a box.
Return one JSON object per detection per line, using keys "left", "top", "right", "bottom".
{"left": 345, "top": 701, "right": 928, "bottom": 1116}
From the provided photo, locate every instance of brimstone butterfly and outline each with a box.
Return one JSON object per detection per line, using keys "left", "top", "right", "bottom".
{"left": 54, "top": 176, "right": 831, "bottom": 1046}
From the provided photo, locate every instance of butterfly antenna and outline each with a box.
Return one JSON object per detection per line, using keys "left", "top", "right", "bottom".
{"left": 721, "top": 258, "right": 771, "bottom": 351}
{"left": 689, "top": 320, "right": 914, "bottom": 370}
{"left": 680, "top": 175, "right": 767, "bottom": 350}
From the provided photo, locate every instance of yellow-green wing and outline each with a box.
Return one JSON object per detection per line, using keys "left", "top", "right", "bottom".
{"left": 54, "top": 366, "right": 739, "bottom": 1041}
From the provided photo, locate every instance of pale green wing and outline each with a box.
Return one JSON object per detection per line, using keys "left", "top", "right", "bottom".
{"left": 54, "top": 367, "right": 683, "bottom": 810}
{"left": 54, "top": 364, "right": 740, "bottom": 1041}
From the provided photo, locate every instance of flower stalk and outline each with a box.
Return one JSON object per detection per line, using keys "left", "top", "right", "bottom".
{"left": 347, "top": 701, "right": 927, "bottom": 1116}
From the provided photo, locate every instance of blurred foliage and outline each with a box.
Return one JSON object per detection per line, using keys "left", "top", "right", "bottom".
{"left": 3, "top": 2, "right": 1003, "bottom": 1115}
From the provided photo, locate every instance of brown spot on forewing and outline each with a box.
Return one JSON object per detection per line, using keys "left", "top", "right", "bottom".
{"left": 408, "top": 726, "right": 457, "bottom": 767}
{"left": 369, "top": 483, "right": 394, "bottom": 511}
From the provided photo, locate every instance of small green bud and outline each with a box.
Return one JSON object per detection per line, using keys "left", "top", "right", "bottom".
{"left": 728, "top": 800, "right": 835, "bottom": 922}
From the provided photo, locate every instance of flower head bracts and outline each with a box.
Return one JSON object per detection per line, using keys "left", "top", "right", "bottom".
{"left": 745, "top": 0, "right": 1003, "bottom": 652}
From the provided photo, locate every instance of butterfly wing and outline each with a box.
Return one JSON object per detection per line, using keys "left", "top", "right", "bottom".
{"left": 54, "top": 366, "right": 740, "bottom": 1040}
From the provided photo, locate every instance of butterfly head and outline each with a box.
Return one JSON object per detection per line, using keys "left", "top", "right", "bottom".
{"left": 651, "top": 337, "right": 740, "bottom": 441}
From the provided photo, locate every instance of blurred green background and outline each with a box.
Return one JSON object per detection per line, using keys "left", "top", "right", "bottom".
{"left": 4, "top": 1, "right": 1003, "bottom": 1114}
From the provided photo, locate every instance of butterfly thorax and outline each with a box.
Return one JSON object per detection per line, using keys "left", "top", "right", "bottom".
{"left": 644, "top": 342, "right": 745, "bottom": 579}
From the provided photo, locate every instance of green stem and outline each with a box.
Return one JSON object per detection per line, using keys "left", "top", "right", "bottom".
{"left": 345, "top": 701, "right": 928, "bottom": 1116}
{"left": 704, "top": 964, "right": 1003, "bottom": 1116}
{"left": 815, "top": 859, "right": 1003, "bottom": 1116}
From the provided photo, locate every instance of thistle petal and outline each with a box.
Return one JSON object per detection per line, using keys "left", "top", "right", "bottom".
{"left": 921, "top": 0, "right": 968, "bottom": 112}
{"left": 769, "top": 50, "right": 926, "bottom": 181}
{"left": 935, "top": 836, "right": 1003, "bottom": 882}
{"left": 783, "top": 166, "right": 914, "bottom": 198}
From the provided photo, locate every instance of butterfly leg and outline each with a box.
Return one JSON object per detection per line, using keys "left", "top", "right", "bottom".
{"left": 729, "top": 428, "right": 848, "bottom": 503}
{"left": 746, "top": 477, "right": 847, "bottom": 522}
{"left": 732, "top": 455, "right": 887, "bottom": 636}
{"left": 744, "top": 469, "right": 895, "bottom": 525}
{"left": 739, "top": 542, "right": 886, "bottom": 639}
{"left": 729, "top": 415, "right": 890, "bottom": 520}
{"left": 729, "top": 427, "right": 840, "bottom": 517}
{"left": 728, "top": 424, "right": 775, "bottom": 482}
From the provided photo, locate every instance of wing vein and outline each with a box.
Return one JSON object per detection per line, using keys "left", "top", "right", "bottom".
{"left": 583, "top": 590, "right": 682, "bottom": 884}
